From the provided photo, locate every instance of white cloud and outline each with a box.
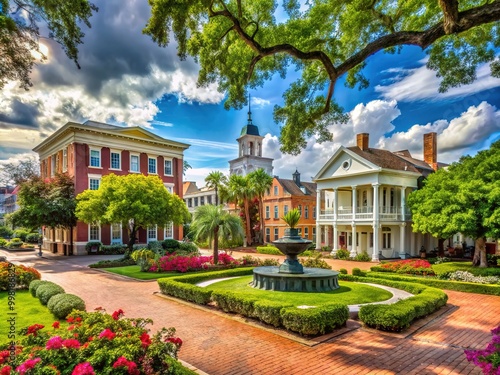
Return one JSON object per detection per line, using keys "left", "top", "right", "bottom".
{"left": 376, "top": 61, "right": 500, "bottom": 102}
{"left": 151, "top": 120, "right": 174, "bottom": 127}
{"left": 184, "top": 167, "right": 230, "bottom": 189}
{"left": 251, "top": 97, "right": 271, "bottom": 107}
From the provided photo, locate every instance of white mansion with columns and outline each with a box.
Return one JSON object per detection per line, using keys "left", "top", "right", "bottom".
{"left": 314, "top": 132, "right": 441, "bottom": 261}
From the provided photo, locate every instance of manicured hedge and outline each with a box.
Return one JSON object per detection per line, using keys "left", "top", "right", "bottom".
{"left": 253, "top": 300, "right": 293, "bottom": 327}
{"left": 29, "top": 279, "right": 45, "bottom": 297}
{"left": 281, "top": 304, "right": 349, "bottom": 336}
{"left": 363, "top": 272, "right": 500, "bottom": 296}
{"left": 47, "top": 293, "right": 86, "bottom": 319}
{"left": 256, "top": 246, "right": 283, "bottom": 255}
{"left": 157, "top": 267, "right": 255, "bottom": 305}
{"left": 211, "top": 290, "right": 258, "bottom": 316}
{"left": 35, "top": 282, "right": 65, "bottom": 305}
{"left": 339, "top": 274, "right": 448, "bottom": 332}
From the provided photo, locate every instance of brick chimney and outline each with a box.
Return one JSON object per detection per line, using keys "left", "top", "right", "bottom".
{"left": 423, "top": 132, "right": 438, "bottom": 170}
{"left": 356, "top": 133, "right": 369, "bottom": 151}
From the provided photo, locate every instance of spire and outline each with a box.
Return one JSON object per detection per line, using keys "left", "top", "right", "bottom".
{"left": 247, "top": 93, "right": 253, "bottom": 125}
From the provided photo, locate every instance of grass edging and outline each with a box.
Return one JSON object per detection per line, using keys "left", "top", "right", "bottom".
{"left": 363, "top": 272, "right": 500, "bottom": 296}
{"left": 339, "top": 274, "right": 448, "bottom": 332}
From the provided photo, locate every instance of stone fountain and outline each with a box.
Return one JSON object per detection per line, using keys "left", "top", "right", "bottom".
{"left": 251, "top": 228, "right": 340, "bottom": 292}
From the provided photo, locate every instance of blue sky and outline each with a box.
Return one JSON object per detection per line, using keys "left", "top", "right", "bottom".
{"left": 1, "top": 0, "right": 500, "bottom": 187}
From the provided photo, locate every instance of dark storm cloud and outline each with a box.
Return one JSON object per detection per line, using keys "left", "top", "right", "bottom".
{"left": 35, "top": 0, "right": 199, "bottom": 95}
{"left": 0, "top": 100, "right": 40, "bottom": 129}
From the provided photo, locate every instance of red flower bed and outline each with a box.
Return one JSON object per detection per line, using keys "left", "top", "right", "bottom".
{"left": 150, "top": 253, "right": 240, "bottom": 273}
{"left": 380, "top": 259, "right": 435, "bottom": 276}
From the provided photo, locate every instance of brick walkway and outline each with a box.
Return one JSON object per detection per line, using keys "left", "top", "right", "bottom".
{"left": 5, "top": 251, "right": 499, "bottom": 375}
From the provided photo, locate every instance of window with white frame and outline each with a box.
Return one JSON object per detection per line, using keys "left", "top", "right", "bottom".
{"left": 265, "top": 206, "right": 270, "bottom": 219}
{"left": 305, "top": 206, "right": 309, "bottom": 219}
{"left": 274, "top": 228, "right": 279, "bottom": 240}
{"left": 163, "top": 183, "right": 174, "bottom": 194}
{"left": 89, "top": 178, "right": 100, "bottom": 190}
{"left": 130, "top": 154, "right": 139, "bottom": 172}
{"left": 274, "top": 186, "right": 278, "bottom": 196}
{"left": 89, "top": 224, "right": 100, "bottom": 241}
{"left": 265, "top": 228, "right": 270, "bottom": 242}
{"left": 89, "top": 177, "right": 100, "bottom": 190}
{"left": 284, "top": 205, "right": 289, "bottom": 216}
{"left": 200, "top": 196, "right": 205, "bottom": 205}
{"left": 110, "top": 151, "right": 121, "bottom": 170}
{"left": 382, "top": 227, "right": 392, "bottom": 249}
{"left": 164, "top": 159, "right": 173, "bottom": 175}
{"left": 274, "top": 205, "right": 278, "bottom": 219}
{"left": 148, "top": 157, "right": 157, "bottom": 174}
{"left": 304, "top": 227, "right": 309, "bottom": 239}
{"left": 111, "top": 223, "right": 122, "bottom": 243}
{"left": 164, "top": 223, "right": 173, "bottom": 239}
{"left": 62, "top": 148, "right": 68, "bottom": 172}
{"left": 51, "top": 155, "right": 56, "bottom": 177}
{"left": 90, "top": 149, "right": 101, "bottom": 168}
{"left": 147, "top": 225, "right": 157, "bottom": 242}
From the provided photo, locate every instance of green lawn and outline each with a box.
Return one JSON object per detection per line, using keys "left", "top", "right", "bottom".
{"left": 103, "top": 265, "right": 181, "bottom": 280}
{"left": 208, "top": 276, "right": 393, "bottom": 305}
{"left": 0, "top": 290, "right": 66, "bottom": 346}
{"left": 432, "top": 262, "right": 500, "bottom": 276}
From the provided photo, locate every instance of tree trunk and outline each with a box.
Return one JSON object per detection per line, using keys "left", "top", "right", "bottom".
{"left": 244, "top": 199, "right": 252, "bottom": 246}
{"left": 472, "top": 237, "right": 487, "bottom": 267}
{"left": 69, "top": 226, "right": 74, "bottom": 255}
{"left": 259, "top": 197, "right": 265, "bottom": 244}
{"left": 215, "top": 186, "right": 219, "bottom": 206}
{"left": 213, "top": 227, "right": 219, "bottom": 264}
{"left": 126, "top": 224, "right": 137, "bottom": 259}
{"left": 438, "top": 238, "right": 445, "bottom": 257}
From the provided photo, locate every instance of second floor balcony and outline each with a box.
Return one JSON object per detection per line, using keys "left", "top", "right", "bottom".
{"left": 319, "top": 206, "right": 411, "bottom": 222}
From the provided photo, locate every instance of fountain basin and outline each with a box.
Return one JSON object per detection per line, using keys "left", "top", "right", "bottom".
{"left": 252, "top": 266, "right": 340, "bottom": 292}
{"left": 273, "top": 235, "right": 312, "bottom": 274}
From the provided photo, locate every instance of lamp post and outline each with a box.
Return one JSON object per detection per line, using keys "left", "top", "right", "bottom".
{"left": 37, "top": 228, "right": 43, "bottom": 257}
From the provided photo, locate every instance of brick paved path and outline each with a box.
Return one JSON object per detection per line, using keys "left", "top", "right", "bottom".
{"left": 6, "top": 251, "right": 499, "bottom": 375}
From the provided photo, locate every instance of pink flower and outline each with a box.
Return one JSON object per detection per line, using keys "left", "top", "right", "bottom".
{"left": 46, "top": 336, "right": 64, "bottom": 350}
{"left": 98, "top": 328, "right": 116, "bottom": 340}
{"left": 0, "top": 365, "right": 12, "bottom": 375}
{"left": 72, "top": 362, "right": 95, "bottom": 375}
{"left": 63, "top": 338, "right": 81, "bottom": 349}
{"left": 140, "top": 332, "right": 151, "bottom": 348}
{"left": 16, "top": 358, "right": 41, "bottom": 375}
{"left": 112, "top": 357, "right": 139, "bottom": 375}
{"left": 165, "top": 337, "right": 183, "bottom": 347}
{"left": 0, "top": 351, "right": 9, "bottom": 365}
{"left": 112, "top": 309, "right": 124, "bottom": 320}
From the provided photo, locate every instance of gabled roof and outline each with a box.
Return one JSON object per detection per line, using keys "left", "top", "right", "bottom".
{"left": 347, "top": 147, "right": 423, "bottom": 173}
{"left": 276, "top": 178, "right": 317, "bottom": 197}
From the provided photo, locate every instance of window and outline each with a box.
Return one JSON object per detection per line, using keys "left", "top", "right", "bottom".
{"left": 164, "top": 183, "right": 174, "bottom": 193}
{"left": 89, "top": 224, "right": 100, "bottom": 241}
{"left": 130, "top": 154, "right": 139, "bottom": 172}
{"left": 207, "top": 195, "right": 212, "bottom": 204}
{"left": 312, "top": 227, "right": 316, "bottom": 242}
{"left": 265, "top": 206, "right": 270, "bottom": 219}
{"left": 304, "top": 227, "right": 309, "bottom": 239}
{"left": 382, "top": 227, "right": 392, "bottom": 249}
{"left": 265, "top": 228, "right": 270, "bottom": 242}
{"left": 51, "top": 155, "right": 56, "bottom": 177}
{"left": 90, "top": 149, "right": 101, "bottom": 167}
{"left": 266, "top": 188, "right": 270, "bottom": 196}
{"left": 274, "top": 228, "right": 279, "bottom": 240}
{"left": 298, "top": 205, "right": 302, "bottom": 217}
{"left": 111, "top": 151, "right": 121, "bottom": 170}
{"left": 274, "top": 205, "right": 278, "bottom": 219}
{"left": 164, "top": 223, "right": 173, "bottom": 239}
{"left": 111, "top": 224, "right": 122, "bottom": 243}
{"left": 298, "top": 228, "right": 302, "bottom": 236}
{"left": 194, "top": 197, "right": 198, "bottom": 206}
{"left": 274, "top": 186, "right": 278, "bottom": 196}
{"left": 148, "top": 157, "right": 157, "bottom": 174}
{"left": 89, "top": 178, "right": 100, "bottom": 190}
{"left": 164, "top": 159, "right": 172, "bottom": 175}
{"left": 62, "top": 148, "right": 68, "bottom": 172}
{"left": 147, "top": 225, "right": 157, "bottom": 243}
{"left": 284, "top": 205, "right": 289, "bottom": 216}
{"left": 200, "top": 196, "right": 205, "bottom": 205}
{"left": 187, "top": 198, "right": 192, "bottom": 208}
{"left": 305, "top": 206, "right": 309, "bottom": 219}
{"left": 370, "top": 233, "right": 374, "bottom": 248}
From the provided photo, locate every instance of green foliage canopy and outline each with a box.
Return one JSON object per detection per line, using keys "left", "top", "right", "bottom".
{"left": 145, "top": 0, "right": 500, "bottom": 154}
{"left": 0, "top": 0, "right": 97, "bottom": 90}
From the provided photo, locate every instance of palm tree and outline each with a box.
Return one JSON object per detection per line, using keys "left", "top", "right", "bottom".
{"left": 191, "top": 205, "right": 243, "bottom": 264}
{"left": 205, "top": 171, "right": 227, "bottom": 206}
{"left": 227, "top": 174, "right": 254, "bottom": 246}
{"left": 248, "top": 169, "right": 273, "bottom": 244}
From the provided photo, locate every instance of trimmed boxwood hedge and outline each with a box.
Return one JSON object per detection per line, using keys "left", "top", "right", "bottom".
{"left": 47, "top": 293, "right": 86, "bottom": 319}
{"left": 281, "top": 304, "right": 349, "bottom": 336}
{"left": 339, "top": 274, "right": 448, "bottom": 332}
{"left": 35, "top": 282, "right": 65, "bottom": 305}
{"left": 253, "top": 300, "right": 293, "bottom": 327}
{"left": 256, "top": 246, "right": 283, "bottom": 255}
{"left": 29, "top": 280, "right": 45, "bottom": 297}
{"left": 363, "top": 272, "right": 500, "bottom": 296}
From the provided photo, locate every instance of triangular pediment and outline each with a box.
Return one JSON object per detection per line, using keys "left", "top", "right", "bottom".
{"left": 314, "top": 146, "right": 380, "bottom": 181}
{"left": 114, "top": 127, "right": 162, "bottom": 141}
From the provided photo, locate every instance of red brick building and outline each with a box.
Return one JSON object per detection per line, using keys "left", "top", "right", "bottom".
{"left": 33, "top": 120, "right": 189, "bottom": 255}
{"left": 263, "top": 170, "right": 317, "bottom": 244}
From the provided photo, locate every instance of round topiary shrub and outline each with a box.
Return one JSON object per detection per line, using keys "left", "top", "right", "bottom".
{"left": 47, "top": 293, "right": 86, "bottom": 319}
{"left": 36, "top": 282, "right": 65, "bottom": 305}
{"left": 339, "top": 268, "right": 348, "bottom": 274}
{"left": 29, "top": 280, "right": 46, "bottom": 297}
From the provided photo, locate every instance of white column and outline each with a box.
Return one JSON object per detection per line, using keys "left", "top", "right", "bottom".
{"left": 325, "top": 225, "right": 330, "bottom": 248}
{"left": 350, "top": 223, "right": 357, "bottom": 257}
{"left": 316, "top": 189, "right": 322, "bottom": 250}
{"left": 399, "top": 223, "right": 406, "bottom": 259}
{"left": 351, "top": 186, "right": 357, "bottom": 221}
{"left": 333, "top": 188, "right": 338, "bottom": 221}
{"left": 330, "top": 224, "right": 339, "bottom": 256}
{"left": 372, "top": 183, "right": 380, "bottom": 262}
{"left": 400, "top": 186, "right": 407, "bottom": 221}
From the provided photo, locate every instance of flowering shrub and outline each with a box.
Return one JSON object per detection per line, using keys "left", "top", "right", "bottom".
{"left": 379, "top": 259, "right": 435, "bottom": 276}
{"left": 0, "top": 309, "right": 188, "bottom": 375}
{"left": 240, "top": 255, "right": 280, "bottom": 267}
{"left": 447, "top": 271, "right": 500, "bottom": 284}
{"left": 465, "top": 326, "right": 500, "bottom": 374}
{"left": 0, "top": 262, "right": 41, "bottom": 291}
{"left": 151, "top": 254, "right": 240, "bottom": 273}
